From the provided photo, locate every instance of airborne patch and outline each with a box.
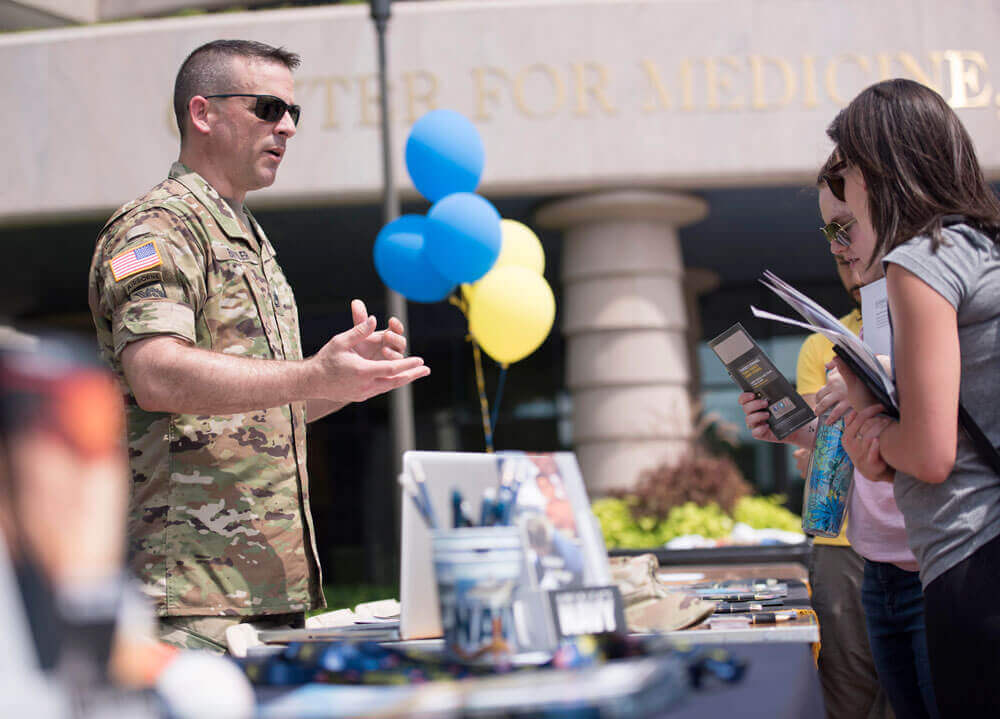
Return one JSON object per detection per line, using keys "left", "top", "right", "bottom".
{"left": 109, "top": 240, "right": 162, "bottom": 281}
{"left": 123, "top": 271, "right": 163, "bottom": 295}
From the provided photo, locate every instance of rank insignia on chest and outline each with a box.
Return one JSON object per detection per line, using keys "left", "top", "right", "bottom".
{"left": 109, "top": 240, "right": 163, "bottom": 281}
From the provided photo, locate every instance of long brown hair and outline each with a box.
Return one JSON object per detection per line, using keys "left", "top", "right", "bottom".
{"left": 827, "top": 78, "right": 1000, "bottom": 260}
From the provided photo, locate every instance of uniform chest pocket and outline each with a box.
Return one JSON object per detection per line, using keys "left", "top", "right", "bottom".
{"left": 263, "top": 256, "right": 302, "bottom": 360}
{"left": 206, "top": 243, "right": 275, "bottom": 358}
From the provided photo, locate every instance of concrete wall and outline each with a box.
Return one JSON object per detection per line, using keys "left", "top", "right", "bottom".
{"left": 4, "top": 0, "right": 97, "bottom": 24}
{"left": 0, "top": 0, "right": 278, "bottom": 26}
{"left": 2, "top": 0, "right": 1000, "bottom": 224}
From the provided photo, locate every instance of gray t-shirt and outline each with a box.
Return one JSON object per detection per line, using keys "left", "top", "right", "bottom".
{"left": 883, "top": 223, "right": 1000, "bottom": 587}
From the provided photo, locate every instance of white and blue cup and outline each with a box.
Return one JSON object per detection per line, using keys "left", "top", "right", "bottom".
{"left": 432, "top": 526, "right": 525, "bottom": 663}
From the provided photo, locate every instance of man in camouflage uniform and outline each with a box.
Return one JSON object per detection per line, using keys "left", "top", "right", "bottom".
{"left": 87, "top": 40, "right": 430, "bottom": 652}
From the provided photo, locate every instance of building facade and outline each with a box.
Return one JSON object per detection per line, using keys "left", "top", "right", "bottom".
{"left": 3, "top": 0, "right": 999, "bottom": 579}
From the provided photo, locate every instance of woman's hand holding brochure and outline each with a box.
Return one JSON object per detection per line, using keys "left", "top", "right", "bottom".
{"left": 738, "top": 392, "right": 818, "bottom": 448}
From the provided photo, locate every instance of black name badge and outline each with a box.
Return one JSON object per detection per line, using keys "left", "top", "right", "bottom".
{"left": 548, "top": 585, "right": 626, "bottom": 639}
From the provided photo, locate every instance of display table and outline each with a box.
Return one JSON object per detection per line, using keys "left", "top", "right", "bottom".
{"left": 255, "top": 640, "right": 821, "bottom": 718}
{"left": 658, "top": 561, "right": 819, "bottom": 645}
{"left": 254, "top": 557, "right": 823, "bottom": 717}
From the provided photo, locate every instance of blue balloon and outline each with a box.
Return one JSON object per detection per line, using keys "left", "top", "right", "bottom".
{"left": 373, "top": 214, "right": 455, "bottom": 303}
{"left": 405, "top": 110, "right": 485, "bottom": 203}
{"left": 425, "top": 193, "right": 502, "bottom": 285}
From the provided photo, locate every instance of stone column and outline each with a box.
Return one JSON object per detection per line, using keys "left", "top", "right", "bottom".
{"left": 534, "top": 191, "right": 708, "bottom": 495}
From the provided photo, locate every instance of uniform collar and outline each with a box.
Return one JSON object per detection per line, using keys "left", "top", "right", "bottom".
{"left": 169, "top": 162, "right": 255, "bottom": 244}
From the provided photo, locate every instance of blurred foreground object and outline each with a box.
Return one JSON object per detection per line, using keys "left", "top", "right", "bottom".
{"left": 0, "top": 335, "right": 169, "bottom": 716}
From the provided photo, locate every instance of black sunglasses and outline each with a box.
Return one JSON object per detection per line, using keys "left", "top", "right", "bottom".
{"left": 205, "top": 93, "right": 301, "bottom": 126}
{"left": 820, "top": 217, "right": 856, "bottom": 248}
{"left": 822, "top": 159, "right": 847, "bottom": 202}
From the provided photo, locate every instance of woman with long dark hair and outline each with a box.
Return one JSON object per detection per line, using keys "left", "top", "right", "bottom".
{"left": 826, "top": 78, "right": 1000, "bottom": 716}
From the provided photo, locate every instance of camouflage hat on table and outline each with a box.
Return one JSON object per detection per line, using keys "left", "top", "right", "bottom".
{"left": 609, "top": 554, "right": 716, "bottom": 632}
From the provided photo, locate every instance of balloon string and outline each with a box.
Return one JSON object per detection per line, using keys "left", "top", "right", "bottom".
{"left": 490, "top": 364, "right": 508, "bottom": 433}
{"left": 447, "top": 293, "right": 468, "bottom": 316}
{"left": 471, "top": 339, "right": 494, "bottom": 453}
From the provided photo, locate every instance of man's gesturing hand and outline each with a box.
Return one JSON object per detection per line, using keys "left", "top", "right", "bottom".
{"left": 308, "top": 300, "right": 429, "bottom": 403}
{"left": 348, "top": 299, "right": 407, "bottom": 361}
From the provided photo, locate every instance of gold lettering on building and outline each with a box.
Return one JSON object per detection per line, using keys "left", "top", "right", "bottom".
{"left": 306, "top": 76, "right": 351, "bottom": 129}
{"left": 749, "top": 55, "right": 796, "bottom": 110}
{"left": 801, "top": 55, "right": 820, "bottom": 109}
{"left": 825, "top": 54, "right": 871, "bottom": 105}
{"left": 472, "top": 66, "right": 508, "bottom": 121}
{"left": 678, "top": 58, "right": 695, "bottom": 111}
{"left": 513, "top": 63, "right": 566, "bottom": 118}
{"left": 358, "top": 75, "right": 381, "bottom": 127}
{"left": 896, "top": 51, "right": 945, "bottom": 93}
{"left": 572, "top": 62, "right": 617, "bottom": 116}
{"left": 403, "top": 71, "right": 439, "bottom": 124}
{"left": 876, "top": 52, "right": 892, "bottom": 82}
{"left": 943, "top": 50, "right": 992, "bottom": 108}
{"left": 294, "top": 49, "right": 996, "bottom": 135}
{"left": 640, "top": 59, "right": 672, "bottom": 112}
{"left": 705, "top": 56, "right": 745, "bottom": 110}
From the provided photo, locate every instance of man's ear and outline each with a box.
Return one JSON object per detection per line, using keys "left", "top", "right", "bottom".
{"left": 187, "top": 96, "right": 212, "bottom": 135}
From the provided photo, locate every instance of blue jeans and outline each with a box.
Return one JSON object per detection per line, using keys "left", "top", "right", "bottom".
{"left": 861, "top": 560, "right": 939, "bottom": 719}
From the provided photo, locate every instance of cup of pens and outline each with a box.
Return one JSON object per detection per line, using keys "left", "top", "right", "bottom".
{"left": 432, "top": 526, "right": 525, "bottom": 663}
{"left": 400, "top": 456, "right": 533, "bottom": 662}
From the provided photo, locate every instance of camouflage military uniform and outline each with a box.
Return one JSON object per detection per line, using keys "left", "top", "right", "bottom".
{"left": 88, "top": 162, "right": 324, "bottom": 619}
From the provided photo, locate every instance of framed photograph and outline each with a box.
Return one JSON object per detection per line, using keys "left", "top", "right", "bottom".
{"left": 499, "top": 451, "right": 612, "bottom": 592}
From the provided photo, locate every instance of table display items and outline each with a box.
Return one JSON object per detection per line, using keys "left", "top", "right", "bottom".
{"left": 432, "top": 526, "right": 525, "bottom": 662}
{"left": 243, "top": 633, "right": 665, "bottom": 685}
{"left": 398, "top": 451, "right": 620, "bottom": 658}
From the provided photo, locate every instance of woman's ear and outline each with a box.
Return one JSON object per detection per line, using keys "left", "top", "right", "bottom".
{"left": 850, "top": 164, "right": 867, "bottom": 191}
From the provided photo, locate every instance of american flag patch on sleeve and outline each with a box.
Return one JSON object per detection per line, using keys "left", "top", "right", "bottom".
{"left": 109, "top": 240, "right": 162, "bottom": 281}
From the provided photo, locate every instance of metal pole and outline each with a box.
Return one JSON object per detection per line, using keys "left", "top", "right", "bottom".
{"left": 371, "top": 0, "right": 415, "bottom": 472}
{"left": 371, "top": 0, "right": 414, "bottom": 581}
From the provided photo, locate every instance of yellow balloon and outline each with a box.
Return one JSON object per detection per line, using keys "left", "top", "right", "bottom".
{"left": 495, "top": 219, "right": 545, "bottom": 274}
{"left": 468, "top": 266, "right": 555, "bottom": 365}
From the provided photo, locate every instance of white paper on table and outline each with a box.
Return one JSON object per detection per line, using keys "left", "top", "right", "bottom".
{"left": 859, "top": 278, "right": 891, "bottom": 356}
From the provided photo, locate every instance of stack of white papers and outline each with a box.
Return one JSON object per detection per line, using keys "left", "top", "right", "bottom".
{"left": 751, "top": 270, "right": 897, "bottom": 408}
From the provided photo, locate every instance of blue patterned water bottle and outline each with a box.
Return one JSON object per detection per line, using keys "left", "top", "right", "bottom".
{"left": 801, "top": 410, "right": 854, "bottom": 537}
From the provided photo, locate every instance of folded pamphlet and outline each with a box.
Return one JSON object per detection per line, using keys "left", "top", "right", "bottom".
{"left": 752, "top": 270, "right": 898, "bottom": 408}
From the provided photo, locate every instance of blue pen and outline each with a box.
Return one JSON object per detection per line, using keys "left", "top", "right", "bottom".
{"left": 500, "top": 476, "right": 521, "bottom": 526}
{"left": 495, "top": 458, "right": 523, "bottom": 526}
{"left": 398, "top": 473, "right": 436, "bottom": 529}
{"left": 410, "top": 460, "right": 438, "bottom": 529}
{"left": 452, "top": 489, "right": 473, "bottom": 528}
{"left": 480, "top": 487, "right": 497, "bottom": 526}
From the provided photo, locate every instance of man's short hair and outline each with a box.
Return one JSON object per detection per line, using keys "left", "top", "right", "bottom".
{"left": 173, "top": 39, "right": 301, "bottom": 139}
